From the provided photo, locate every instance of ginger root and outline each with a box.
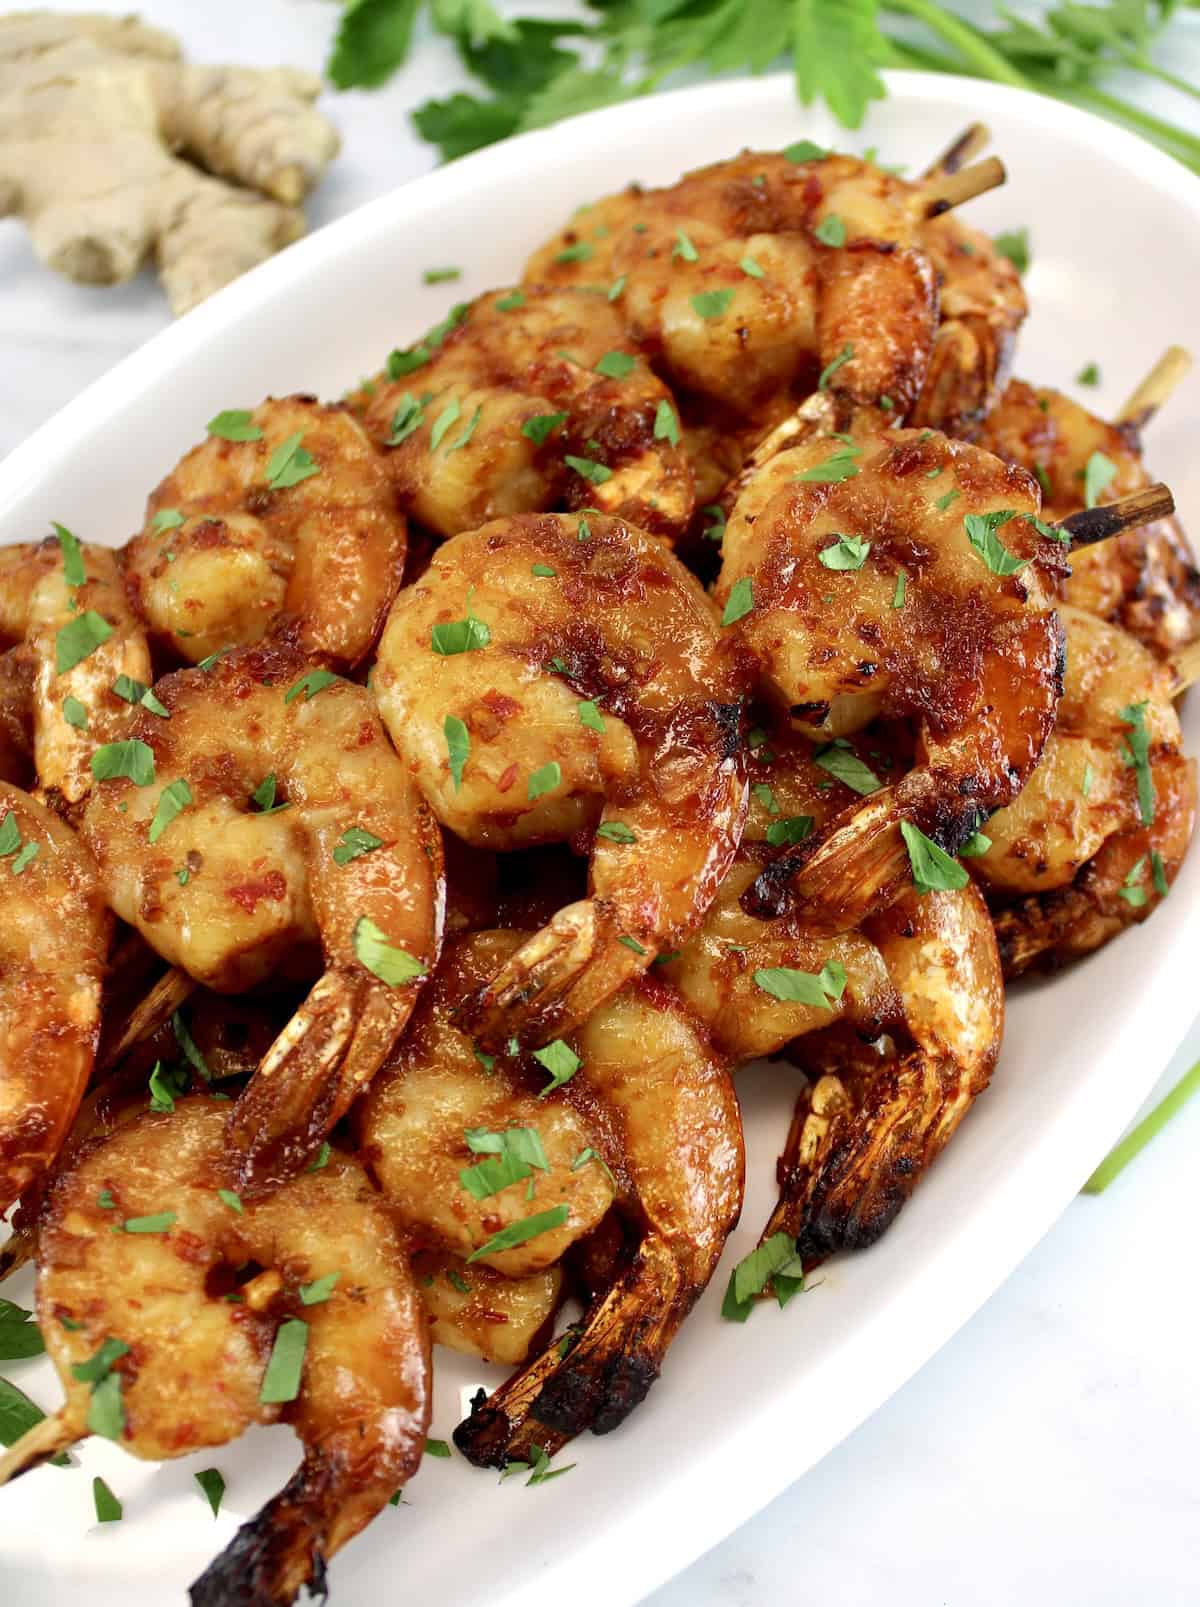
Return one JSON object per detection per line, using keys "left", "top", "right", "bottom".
{"left": 0, "top": 12, "right": 340, "bottom": 314}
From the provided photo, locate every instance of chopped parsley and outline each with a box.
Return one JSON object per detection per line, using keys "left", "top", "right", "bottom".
{"left": 151, "top": 507, "right": 185, "bottom": 533}
{"left": 1118, "top": 856, "right": 1149, "bottom": 908}
{"left": 112, "top": 675, "right": 169, "bottom": 717}
{"left": 195, "top": 1468, "right": 225, "bottom": 1517}
{"left": 900, "top": 821, "right": 969, "bottom": 894}
{"left": 93, "top": 1476, "right": 122, "bottom": 1523}
{"left": 522, "top": 412, "right": 567, "bottom": 445}
{"left": 812, "top": 739, "right": 880, "bottom": 795}
{"left": 333, "top": 826, "right": 385, "bottom": 865}
{"left": 817, "top": 343, "right": 854, "bottom": 390}
{"left": 564, "top": 453, "right": 612, "bottom": 485}
{"left": 994, "top": 228, "right": 1030, "bottom": 273}
{"left": 422, "top": 266, "right": 461, "bottom": 284}
{"left": 148, "top": 778, "right": 192, "bottom": 843}
{"left": 496, "top": 290, "right": 526, "bottom": 311}
{"left": 299, "top": 1272, "right": 340, "bottom": 1306}
{"left": 766, "top": 814, "right": 814, "bottom": 847}
{"left": 283, "top": 668, "right": 340, "bottom": 704}
{"left": 446, "top": 405, "right": 483, "bottom": 453}
{"left": 753, "top": 960, "right": 846, "bottom": 1008}
{"left": 1119, "top": 702, "right": 1155, "bottom": 825}
{"left": 217, "top": 1189, "right": 243, "bottom": 1214}
{"left": 431, "top": 595, "right": 490, "bottom": 655}
{"left": 250, "top": 774, "right": 289, "bottom": 815}
{"left": 265, "top": 432, "right": 320, "bottom": 490}
{"left": 892, "top": 569, "right": 907, "bottom": 608}
{"left": 1084, "top": 449, "right": 1117, "bottom": 509}
{"left": 206, "top": 410, "right": 263, "bottom": 442}
{"left": 353, "top": 916, "right": 426, "bottom": 986}
{"left": 430, "top": 398, "right": 462, "bottom": 451}
{"left": 814, "top": 214, "right": 846, "bottom": 247}
{"left": 653, "top": 399, "right": 680, "bottom": 445}
{"left": 444, "top": 714, "right": 470, "bottom": 788}
{"left": 577, "top": 699, "right": 605, "bottom": 733}
{"left": 722, "top": 577, "right": 753, "bottom": 626}
{"left": 794, "top": 447, "right": 860, "bottom": 484}
{"left": 595, "top": 350, "right": 637, "bottom": 379}
{"left": 722, "top": 1232, "right": 806, "bottom": 1320}
{"left": 690, "top": 288, "right": 735, "bottom": 320}
{"left": 934, "top": 487, "right": 961, "bottom": 512}
{"left": 259, "top": 1318, "right": 309, "bottom": 1404}
{"left": 740, "top": 255, "right": 765, "bottom": 278}
{"left": 1076, "top": 362, "right": 1101, "bottom": 387}
{"left": 596, "top": 821, "right": 637, "bottom": 844}
{"left": 818, "top": 533, "right": 870, "bottom": 571}
{"left": 672, "top": 229, "right": 699, "bottom": 262}
{"left": 90, "top": 740, "right": 155, "bottom": 787}
{"left": 528, "top": 760, "right": 561, "bottom": 801}
{"left": 467, "top": 1204, "right": 569, "bottom": 1263}
{"left": 62, "top": 695, "right": 89, "bottom": 730}
{"left": 963, "top": 509, "right": 1025, "bottom": 576}
{"left": 387, "top": 392, "right": 429, "bottom": 445}
{"left": 533, "top": 1039, "right": 581, "bottom": 1097}
{"left": 53, "top": 521, "right": 86, "bottom": 587}
{"left": 55, "top": 610, "right": 113, "bottom": 674}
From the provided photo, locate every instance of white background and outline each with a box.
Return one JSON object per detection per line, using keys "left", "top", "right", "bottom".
{"left": 2, "top": 5, "right": 1199, "bottom": 1604}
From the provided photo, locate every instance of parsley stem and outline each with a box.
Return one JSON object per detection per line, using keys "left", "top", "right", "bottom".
{"left": 1055, "top": 83, "right": 1200, "bottom": 173}
{"left": 1081, "top": 1058, "right": 1200, "bottom": 1195}
{"left": 883, "top": 0, "right": 1035, "bottom": 90}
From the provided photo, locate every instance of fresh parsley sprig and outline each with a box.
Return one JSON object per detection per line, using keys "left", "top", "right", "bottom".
{"left": 324, "top": 2, "right": 1200, "bottom": 177}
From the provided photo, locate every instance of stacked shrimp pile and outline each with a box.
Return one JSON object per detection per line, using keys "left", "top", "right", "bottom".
{"left": 1, "top": 124, "right": 1196, "bottom": 1602}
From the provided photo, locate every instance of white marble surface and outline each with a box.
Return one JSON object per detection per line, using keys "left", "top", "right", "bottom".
{"left": 3, "top": 4, "right": 1199, "bottom": 1603}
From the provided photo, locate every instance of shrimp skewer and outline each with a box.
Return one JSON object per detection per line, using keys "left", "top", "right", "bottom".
{"left": 981, "top": 607, "right": 1196, "bottom": 975}
{"left": 373, "top": 511, "right": 747, "bottom": 1046}
{"left": 526, "top": 146, "right": 1015, "bottom": 432}
{"left": 354, "top": 288, "right": 695, "bottom": 543}
{"left": 0, "top": 1100, "right": 430, "bottom": 1607}
{"left": 0, "top": 533, "right": 151, "bottom": 809}
{"left": 81, "top": 637, "right": 444, "bottom": 1185}
{"left": 124, "top": 395, "right": 406, "bottom": 669}
{"left": 0, "top": 782, "right": 112, "bottom": 1214}
{"left": 978, "top": 349, "right": 1199, "bottom": 654}
{"left": 722, "top": 418, "right": 1177, "bottom": 930}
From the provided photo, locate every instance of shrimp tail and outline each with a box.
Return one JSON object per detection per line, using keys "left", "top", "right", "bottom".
{"left": 227, "top": 971, "right": 415, "bottom": 1191}
{"left": 742, "top": 786, "right": 913, "bottom": 928}
{"left": 0, "top": 1411, "right": 80, "bottom": 1485}
{"left": 189, "top": 1457, "right": 330, "bottom": 1607}
{"left": 454, "top": 1235, "right": 684, "bottom": 1467}
{"left": 459, "top": 899, "right": 646, "bottom": 1050}
{"left": 765, "top": 1047, "right": 990, "bottom": 1265}
{"left": 0, "top": 1221, "right": 37, "bottom": 1281}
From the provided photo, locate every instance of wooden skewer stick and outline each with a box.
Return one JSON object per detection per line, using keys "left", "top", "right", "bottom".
{"left": 921, "top": 155, "right": 1006, "bottom": 217}
{"left": 95, "top": 964, "right": 196, "bottom": 1075}
{"left": 1169, "top": 638, "right": 1200, "bottom": 698}
{"left": 1115, "top": 345, "right": 1194, "bottom": 430}
{"left": 1056, "top": 483, "right": 1175, "bottom": 548}
{"left": 922, "top": 121, "right": 991, "bottom": 180}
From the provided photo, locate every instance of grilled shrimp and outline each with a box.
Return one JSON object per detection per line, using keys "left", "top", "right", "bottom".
{"left": 0, "top": 533, "right": 151, "bottom": 807}
{"left": 762, "top": 880, "right": 1003, "bottom": 1265}
{"left": 415, "top": 1250, "right": 562, "bottom": 1367}
{"left": 414, "top": 934, "right": 743, "bottom": 1465}
{"left": 980, "top": 606, "right": 1196, "bottom": 975}
{"left": 662, "top": 724, "right": 906, "bottom": 1060}
{"left": 525, "top": 147, "right": 1009, "bottom": 426}
{"left": 354, "top": 288, "right": 694, "bottom": 542}
{"left": 357, "top": 931, "right": 619, "bottom": 1277}
{"left": 978, "top": 370, "right": 1200, "bottom": 654}
{"left": 0, "top": 782, "right": 112, "bottom": 1213}
{"left": 80, "top": 637, "right": 444, "bottom": 1184}
{"left": 0, "top": 1099, "right": 430, "bottom": 1607}
{"left": 719, "top": 423, "right": 1068, "bottom": 930}
{"left": 373, "top": 511, "right": 747, "bottom": 1045}
{"left": 124, "top": 395, "right": 406, "bottom": 668}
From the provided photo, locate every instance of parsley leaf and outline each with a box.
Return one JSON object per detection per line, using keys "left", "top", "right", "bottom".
{"left": 522, "top": 411, "right": 568, "bottom": 445}
{"left": 528, "top": 760, "right": 561, "bottom": 801}
{"left": 431, "top": 595, "right": 490, "bottom": 655}
{"left": 722, "top": 577, "right": 753, "bottom": 627}
{"left": 329, "top": 0, "right": 422, "bottom": 89}
{"left": 148, "top": 778, "right": 192, "bottom": 844}
{"left": 1119, "top": 702, "right": 1155, "bottom": 825}
{"left": 818, "top": 533, "right": 870, "bottom": 571}
{"left": 265, "top": 432, "right": 320, "bottom": 490}
{"left": 994, "top": 228, "right": 1030, "bottom": 273}
{"left": 963, "top": 510, "right": 1026, "bottom": 576}
{"left": 56, "top": 610, "right": 113, "bottom": 674}
{"left": 1076, "top": 362, "right": 1101, "bottom": 387}
{"left": 90, "top": 740, "right": 155, "bottom": 787}
{"left": 900, "top": 821, "right": 969, "bottom": 894}
{"left": 444, "top": 714, "right": 470, "bottom": 789}
{"left": 195, "top": 1468, "right": 225, "bottom": 1517}
{"left": 533, "top": 1039, "right": 581, "bottom": 1097}
{"left": 353, "top": 916, "right": 426, "bottom": 986}
{"left": 653, "top": 399, "right": 680, "bottom": 446}
{"left": 284, "top": 669, "right": 340, "bottom": 705}
{"left": 753, "top": 962, "right": 846, "bottom": 1008}
{"left": 595, "top": 350, "right": 637, "bottom": 379}
{"left": 564, "top": 453, "right": 612, "bottom": 485}
{"left": 467, "top": 1204, "right": 569, "bottom": 1263}
{"left": 259, "top": 1318, "right": 308, "bottom": 1404}
{"left": 812, "top": 739, "right": 880, "bottom": 795}
{"left": 766, "top": 814, "right": 814, "bottom": 847}
{"left": 814, "top": 214, "right": 846, "bottom": 247}
{"left": 596, "top": 821, "right": 636, "bottom": 844}
{"left": 817, "top": 344, "right": 855, "bottom": 390}
{"left": 206, "top": 410, "right": 262, "bottom": 442}
{"left": 333, "top": 826, "right": 385, "bottom": 865}
{"left": 1084, "top": 450, "right": 1118, "bottom": 509}
{"left": 722, "top": 1232, "right": 806, "bottom": 1321}
{"left": 691, "top": 288, "right": 734, "bottom": 320}
{"left": 53, "top": 522, "right": 86, "bottom": 587}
